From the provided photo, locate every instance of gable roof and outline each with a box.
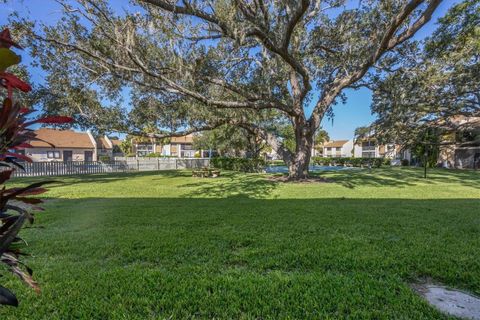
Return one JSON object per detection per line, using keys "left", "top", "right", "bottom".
{"left": 323, "top": 140, "right": 349, "bottom": 148}
{"left": 97, "top": 137, "right": 112, "bottom": 149}
{"left": 29, "top": 128, "right": 95, "bottom": 149}
{"left": 110, "top": 139, "right": 122, "bottom": 146}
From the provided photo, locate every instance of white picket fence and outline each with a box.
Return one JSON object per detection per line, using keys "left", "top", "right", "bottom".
{"left": 12, "top": 158, "right": 210, "bottom": 177}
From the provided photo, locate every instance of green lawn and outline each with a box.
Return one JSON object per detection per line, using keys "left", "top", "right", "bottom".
{"left": 1, "top": 168, "right": 479, "bottom": 319}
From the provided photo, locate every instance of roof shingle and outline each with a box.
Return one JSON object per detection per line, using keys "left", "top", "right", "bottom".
{"left": 29, "top": 128, "right": 94, "bottom": 149}
{"left": 323, "top": 140, "right": 349, "bottom": 148}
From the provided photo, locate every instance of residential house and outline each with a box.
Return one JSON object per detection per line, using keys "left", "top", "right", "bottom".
{"left": 131, "top": 134, "right": 200, "bottom": 158}
{"left": 353, "top": 140, "right": 399, "bottom": 159}
{"left": 96, "top": 136, "right": 114, "bottom": 159}
{"left": 132, "top": 137, "right": 162, "bottom": 156}
{"left": 162, "top": 135, "right": 196, "bottom": 158}
{"left": 110, "top": 139, "right": 124, "bottom": 157}
{"left": 438, "top": 116, "right": 480, "bottom": 169}
{"left": 24, "top": 128, "right": 97, "bottom": 162}
{"left": 322, "top": 140, "right": 354, "bottom": 157}
{"left": 22, "top": 128, "right": 116, "bottom": 162}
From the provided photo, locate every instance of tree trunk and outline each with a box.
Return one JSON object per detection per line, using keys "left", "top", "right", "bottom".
{"left": 286, "top": 121, "right": 314, "bottom": 180}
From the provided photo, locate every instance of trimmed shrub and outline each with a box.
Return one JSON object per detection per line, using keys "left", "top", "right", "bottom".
{"left": 98, "top": 155, "right": 111, "bottom": 162}
{"left": 211, "top": 157, "right": 266, "bottom": 173}
{"left": 311, "top": 157, "right": 385, "bottom": 168}
{"left": 145, "top": 152, "right": 162, "bottom": 158}
{"left": 401, "top": 159, "right": 410, "bottom": 166}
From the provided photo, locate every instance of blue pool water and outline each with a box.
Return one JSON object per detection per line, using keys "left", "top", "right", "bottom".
{"left": 265, "top": 165, "right": 358, "bottom": 173}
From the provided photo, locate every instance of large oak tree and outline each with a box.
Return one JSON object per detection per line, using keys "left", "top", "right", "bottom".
{"left": 371, "top": 0, "right": 479, "bottom": 148}
{"left": 16, "top": 0, "right": 442, "bottom": 179}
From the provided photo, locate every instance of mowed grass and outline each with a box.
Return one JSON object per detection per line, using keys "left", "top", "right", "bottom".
{"left": 1, "top": 167, "right": 479, "bottom": 319}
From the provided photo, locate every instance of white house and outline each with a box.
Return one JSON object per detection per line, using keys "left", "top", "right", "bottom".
{"left": 322, "top": 140, "right": 354, "bottom": 157}
{"left": 353, "top": 141, "right": 399, "bottom": 159}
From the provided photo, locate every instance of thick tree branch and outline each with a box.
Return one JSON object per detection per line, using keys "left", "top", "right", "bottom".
{"left": 310, "top": 0, "right": 443, "bottom": 128}
{"left": 141, "top": 0, "right": 311, "bottom": 115}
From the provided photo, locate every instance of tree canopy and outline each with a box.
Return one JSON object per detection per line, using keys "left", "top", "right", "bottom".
{"left": 12, "top": 0, "right": 443, "bottom": 178}
{"left": 371, "top": 0, "right": 479, "bottom": 148}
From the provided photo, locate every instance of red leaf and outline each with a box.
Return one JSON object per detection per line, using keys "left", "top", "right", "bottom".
{"left": 5, "top": 152, "right": 32, "bottom": 163}
{"left": 12, "top": 143, "right": 33, "bottom": 149}
{"left": 0, "top": 29, "right": 22, "bottom": 49}
{"left": 0, "top": 169, "right": 13, "bottom": 184}
{"left": 33, "top": 116, "right": 74, "bottom": 124}
{"left": 0, "top": 72, "right": 31, "bottom": 92}
{"left": 5, "top": 187, "right": 47, "bottom": 197}
{"left": 15, "top": 197, "right": 43, "bottom": 205}
{"left": 19, "top": 107, "right": 33, "bottom": 114}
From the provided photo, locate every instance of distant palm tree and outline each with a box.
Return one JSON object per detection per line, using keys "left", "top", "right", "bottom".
{"left": 314, "top": 129, "right": 330, "bottom": 154}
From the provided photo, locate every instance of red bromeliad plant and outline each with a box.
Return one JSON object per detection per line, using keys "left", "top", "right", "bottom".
{"left": 0, "top": 28, "right": 72, "bottom": 306}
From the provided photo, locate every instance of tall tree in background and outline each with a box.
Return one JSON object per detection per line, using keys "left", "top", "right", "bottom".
{"left": 193, "top": 126, "right": 267, "bottom": 158}
{"left": 14, "top": 0, "right": 442, "bottom": 179}
{"left": 371, "top": 0, "right": 479, "bottom": 148}
{"left": 354, "top": 126, "right": 373, "bottom": 144}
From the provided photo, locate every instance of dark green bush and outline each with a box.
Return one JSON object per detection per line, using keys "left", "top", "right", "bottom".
{"left": 401, "top": 159, "right": 410, "bottom": 166}
{"left": 145, "top": 152, "right": 162, "bottom": 158}
{"left": 98, "top": 155, "right": 111, "bottom": 162}
{"left": 211, "top": 157, "right": 266, "bottom": 172}
{"left": 311, "top": 157, "right": 385, "bottom": 168}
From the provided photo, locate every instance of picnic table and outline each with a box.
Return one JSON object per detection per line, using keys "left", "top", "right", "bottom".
{"left": 192, "top": 167, "right": 221, "bottom": 178}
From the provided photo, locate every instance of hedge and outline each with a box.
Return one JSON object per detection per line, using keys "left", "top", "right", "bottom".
{"left": 145, "top": 153, "right": 176, "bottom": 158}
{"left": 211, "top": 157, "right": 266, "bottom": 173}
{"left": 311, "top": 157, "right": 385, "bottom": 168}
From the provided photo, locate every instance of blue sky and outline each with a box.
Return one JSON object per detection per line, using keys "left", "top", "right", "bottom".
{"left": 1, "top": 0, "right": 460, "bottom": 140}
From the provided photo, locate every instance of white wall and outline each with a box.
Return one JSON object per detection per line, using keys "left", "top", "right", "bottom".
{"left": 86, "top": 130, "right": 97, "bottom": 160}
{"left": 162, "top": 144, "right": 171, "bottom": 156}
{"left": 342, "top": 140, "right": 354, "bottom": 157}
{"left": 353, "top": 144, "right": 362, "bottom": 157}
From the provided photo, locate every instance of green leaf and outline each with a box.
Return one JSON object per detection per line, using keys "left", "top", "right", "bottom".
{"left": 0, "top": 48, "right": 21, "bottom": 72}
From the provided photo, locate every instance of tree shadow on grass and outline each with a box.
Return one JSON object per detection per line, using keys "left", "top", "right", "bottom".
{"left": 179, "top": 173, "right": 278, "bottom": 198}
{"left": 11, "top": 168, "right": 480, "bottom": 193}
{"left": 320, "top": 167, "right": 480, "bottom": 189}
{"left": 2, "top": 196, "right": 479, "bottom": 319}
{"left": 11, "top": 170, "right": 192, "bottom": 188}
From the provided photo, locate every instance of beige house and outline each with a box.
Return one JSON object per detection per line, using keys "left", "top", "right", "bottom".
{"left": 438, "top": 116, "right": 480, "bottom": 169}
{"left": 164, "top": 135, "right": 196, "bottom": 158}
{"left": 96, "top": 136, "right": 115, "bottom": 159}
{"left": 132, "top": 134, "right": 198, "bottom": 158}
{"left": 23, "top": 128, "right": 114, "bottom": 162}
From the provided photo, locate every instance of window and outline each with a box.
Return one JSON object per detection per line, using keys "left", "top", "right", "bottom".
{"left": 181, "top": 143, "right": 193, "bottom": 150}
{"left": 47, "top": 151, "right": 61, "bottom": 159}
{"left": 326, "top": 147, "right": 331, "bottom": 151}
{"left": 336, "top": 147, "right": 341, "bottom": 152}
{"left": 181, "top": 150, "right": 195, "bottom": 158}
{"left": 137, "top": 144, "right": 154, "bottom": 156}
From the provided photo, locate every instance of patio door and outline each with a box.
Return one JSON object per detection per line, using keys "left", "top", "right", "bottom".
{"left": 63, "top": 150, "right": 73, "bottom": 162}
{"left": 84, "top": 151, "right": 93, "bottom": 162}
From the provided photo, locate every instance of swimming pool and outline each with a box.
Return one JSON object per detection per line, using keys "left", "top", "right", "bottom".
{"left": 264, "top": 165, "right": 359, "bottom": 173}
